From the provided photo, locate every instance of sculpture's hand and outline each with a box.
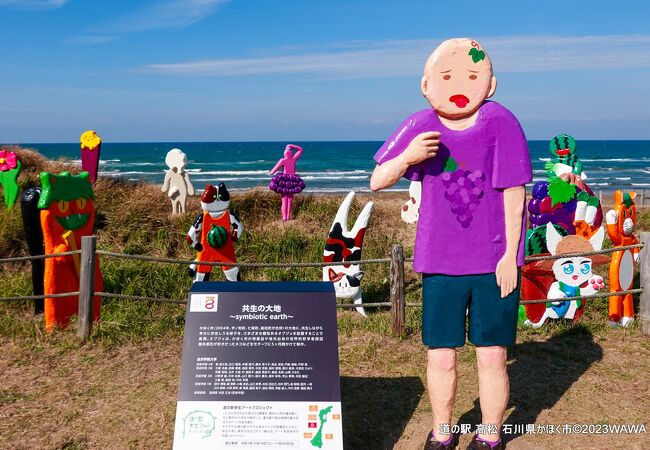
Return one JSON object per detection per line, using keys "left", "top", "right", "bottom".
{"left": 588, "top": 275, "right": 605, "bottom": 291}
{"left": 402, "top": 131, "right": 440, "bottom": 166}
{"left": 495, "top": 254, "right": 518, "bottom": 298}
{"left": 605, "top": 210, "right": 618, "bottom": 225}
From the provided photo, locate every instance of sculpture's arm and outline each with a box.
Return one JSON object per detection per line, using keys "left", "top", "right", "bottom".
{"left": 269, "top": 158, "right": 286, "bottom": 175}
{"left": 495, "top": 186, "right": 525, "bottom": 298}
{"left": 185, "top": 172, "right": 195, "bottom": 196}
{"left": 186, "top": 213, "right": 204, "bottom": 251}
{"left": 605, "top": 210, "right": 622, "bottom": 245}
{"left": 161, "top": 171, "right": 171, "bottom": 193}
{"left": 369, "top": 131, "right": 439, "bottom": 191}
{"left": 230, "top": 211, "right": 243, "bottom": 241}
{"left": 547, "top": 282, "right": 566, "bottom": 300}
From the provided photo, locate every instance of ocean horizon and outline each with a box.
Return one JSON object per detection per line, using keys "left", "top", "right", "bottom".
{"left": 14, "top": 140, "right": 650, "bottom": 194}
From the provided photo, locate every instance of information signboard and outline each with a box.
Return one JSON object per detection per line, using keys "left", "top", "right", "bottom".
{"left": 173, "top": 281, "right": 343, "bottom": 450}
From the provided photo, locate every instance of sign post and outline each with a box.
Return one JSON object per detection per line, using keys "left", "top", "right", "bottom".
{"left": 173, "top": 281, "right": 344, "bottom": 450}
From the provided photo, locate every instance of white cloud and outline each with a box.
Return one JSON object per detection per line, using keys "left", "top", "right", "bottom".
{"left": 0, "top": 0, "right": 67, "bottom": 10}
{"left": 108, "top": 0, "right": 229, "bottom": 33}
{"left": 68, "top": 0, "right": 228, "bottom": 45}
{"left": 133, "top": 34, "right": 650, "bottom": 78}
{"left": 66, "top": 35, "right": 117, "bottom": 45}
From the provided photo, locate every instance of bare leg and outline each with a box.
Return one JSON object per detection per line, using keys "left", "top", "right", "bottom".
{"left": 427, "top": 348, "right": 457, "bottom": 441}
{"left": 280, "top": 195, "right": 288, "bottom": 221}
{"left": 475, "top": 346, "right": 508, "bottom": 441}
{"left": 286, "top": 195, "right": 293, "bottom": 221}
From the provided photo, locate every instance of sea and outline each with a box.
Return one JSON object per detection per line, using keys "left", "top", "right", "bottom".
{"left": 22, "top": 140, "right": 650, "bottom": 194}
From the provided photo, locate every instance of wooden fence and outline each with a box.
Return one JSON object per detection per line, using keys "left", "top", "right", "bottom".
{"left": 1, "top": 234, "right": 650, "bottom": 340}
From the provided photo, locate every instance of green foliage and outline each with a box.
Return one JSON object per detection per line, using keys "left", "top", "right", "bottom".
{"left": 548, "top": 176, "right": 576, "bottom": 206}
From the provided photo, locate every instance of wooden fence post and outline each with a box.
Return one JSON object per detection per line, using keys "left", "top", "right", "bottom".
{"left": 390, "top": 244, "right": 406, "bottom": 336}
{"left": 640, "top": 233, "right": 650, "bottom": 337}
{"left": 77, "top": 236, "right": 97, "bottom": 339}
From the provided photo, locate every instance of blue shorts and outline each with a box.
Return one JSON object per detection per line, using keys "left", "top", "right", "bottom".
{"left": 421, "top": 272, "right": 520, "bottom": 348}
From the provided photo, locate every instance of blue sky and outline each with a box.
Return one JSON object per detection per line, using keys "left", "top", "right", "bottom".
{"left": 1, "top": 0, "right": 649, "bottom": 142}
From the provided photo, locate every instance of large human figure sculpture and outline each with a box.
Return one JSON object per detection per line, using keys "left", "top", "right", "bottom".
{"left": 606, "top": 191, "right": 640, "bottom": 327}
{"left": 187, "top": 183, "right": 242, "bottom": 282}
{"left": 38, "top": 172, "right": 102, "bottom": 331}
{"left": 161, "top": 148, "right": 195, "bottom": 214}
{"left": 370, "top": 39, "right": 531, "bottom": 450}
{"left": 269, "top": 144, "right": 306, "bottom": 221}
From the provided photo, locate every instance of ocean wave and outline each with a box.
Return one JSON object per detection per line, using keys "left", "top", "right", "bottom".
{"left": 73, "top": 159, "right": 121, "bottom": 164}
{"left": 191, "top": 175, "right": 369, "bottom": 182}
{"left": 538, "top": 157, "right": 650, "bottom": 163}
{"left": 184, "top": 169, "right": 370, "bottom": 176}
{"left": 121, "top": 162, "right": 157, "bottom": 166}
{"left": 582, "top": 158, "right": 650, "bottom": 162}
{"left": 99, "top": 171, "right": 157, "bottom": 176}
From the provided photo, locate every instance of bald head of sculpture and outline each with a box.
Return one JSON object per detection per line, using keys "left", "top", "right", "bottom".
{"left": 421, "top": 38, "right": 497, "bottom": 120}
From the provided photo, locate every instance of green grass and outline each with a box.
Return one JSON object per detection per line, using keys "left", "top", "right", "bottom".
{"left": 0, "top": 165, "right": 648, "bottom": 345}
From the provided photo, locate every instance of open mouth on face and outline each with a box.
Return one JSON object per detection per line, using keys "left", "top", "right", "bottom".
{"left": 449, "top": 94, "right": 470, "bottom": 108}
{"left": 556, "top": 148, "right": 571, "bottom": 156}
{"left": 56, "top": 213, "right": 90, "bottom": 231}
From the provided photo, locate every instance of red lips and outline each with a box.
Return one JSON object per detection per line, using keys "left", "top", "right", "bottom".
{"left": 557, "top": 148, "right": 571, "bottom": 156}
{"left": 449, "top": 94, "right": 470, "bottom": 108}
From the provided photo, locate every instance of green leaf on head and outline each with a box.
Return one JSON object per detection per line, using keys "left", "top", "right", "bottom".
{"left": 468, "top": 47, "right": 486, "bottom": 63}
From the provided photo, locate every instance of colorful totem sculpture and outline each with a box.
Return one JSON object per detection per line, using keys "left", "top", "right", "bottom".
{"left": 38, "top": 172, "right": 102, "bottom": 331}
{"left": 0, "top": 148, "right": 21, "bottom": 209}
{"left": 606, "top": 191, "right": 640, "bottom": 327}
{"left": 521, "top": 134, "right": 603, "bottom": 320}
{"left": 80, "top": 130, "right": 102, "bottom": 183}
{"left": 323, "top": 192, "right": 373, "bottom": 317}
{"left": 269, "top": 144, "right": 306, "bottom": 221}
{"left": 523, "top": 222, "right": 608, "bottom": 328}
{"left": 187, "top": 183, "right": 242, "bottom": 282}
{"left": 161, "top": 148, "right": 195, "bottom": 214}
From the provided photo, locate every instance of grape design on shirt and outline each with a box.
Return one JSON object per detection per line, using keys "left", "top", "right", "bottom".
{"left": 441, "top": 156, "right": 485, "bottom": 228}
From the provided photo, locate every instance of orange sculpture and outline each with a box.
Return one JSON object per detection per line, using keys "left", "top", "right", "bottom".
{"left": 606, "top": 191, "right": 639, "bottom": 327}
{"left": 39, "top": 172, "right": 102, "bottom": 331}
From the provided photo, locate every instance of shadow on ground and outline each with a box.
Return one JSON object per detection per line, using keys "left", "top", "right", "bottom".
{"left": 456, "top": 327, "right": 603, "bottom": 446}
{"left": 341, "top": 376, "right": 424, "bottom": 450}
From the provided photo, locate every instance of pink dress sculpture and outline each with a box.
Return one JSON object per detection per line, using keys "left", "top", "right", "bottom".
{"left": 268, "top": 144, "right": 306, "bottom": 221}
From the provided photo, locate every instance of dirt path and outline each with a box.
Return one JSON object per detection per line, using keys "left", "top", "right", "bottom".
{"left": 1, "top": 325, "right": 648, "bottom": 450}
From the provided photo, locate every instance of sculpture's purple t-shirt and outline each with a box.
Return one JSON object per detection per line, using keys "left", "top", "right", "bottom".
{"left": 374, "top": 101, "right": 532, "bottom": 275}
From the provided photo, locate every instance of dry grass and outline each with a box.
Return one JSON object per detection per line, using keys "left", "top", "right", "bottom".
{"left": 0, "top": 319, "right": 648, "bottom": 450}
